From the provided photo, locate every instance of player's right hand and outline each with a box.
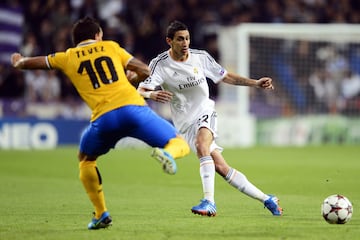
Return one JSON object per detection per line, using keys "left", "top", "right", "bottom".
{"left": 151, "top": 90, "right": 173, "bottom": 103}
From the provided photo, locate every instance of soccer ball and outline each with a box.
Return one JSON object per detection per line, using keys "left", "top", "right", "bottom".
{"left": 321, "top": 194, "right": 353, "bottom": 224}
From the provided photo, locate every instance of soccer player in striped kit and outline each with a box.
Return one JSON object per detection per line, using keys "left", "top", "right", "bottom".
{"left": 138, "top": 20, "right": 282, "bottom": 217}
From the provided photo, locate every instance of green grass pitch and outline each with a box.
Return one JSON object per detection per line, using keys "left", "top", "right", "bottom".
{"left": 0, "top": 145, "right": 359, "bottom": 240}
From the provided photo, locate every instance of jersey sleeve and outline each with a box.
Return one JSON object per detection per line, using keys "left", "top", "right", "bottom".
{"left": 138, "top": 57, "right": 164, "bottom": 90}
{"left": 46, "top": 52, "right": 67, "bottom": 70}
{"left": 202, "top": 50, "right": 227, "bottom": 83}
{"left": 110, "top": 41, "right": 133, "bottom": 67}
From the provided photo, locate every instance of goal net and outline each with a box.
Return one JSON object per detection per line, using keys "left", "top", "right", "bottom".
{"left": 217, "top": 24, "right": 360, "bottom": 146}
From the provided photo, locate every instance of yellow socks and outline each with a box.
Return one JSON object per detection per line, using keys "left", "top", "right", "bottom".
{"left": 79, "top": 160, "right": 107, "bottom": 219}
{"left": 164, "top": 136, "right": 190, "bottom": 159}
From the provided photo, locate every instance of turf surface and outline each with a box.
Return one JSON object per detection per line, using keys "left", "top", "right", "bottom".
{"left": 0, "top": 145, "right": 359, "bottom": 240}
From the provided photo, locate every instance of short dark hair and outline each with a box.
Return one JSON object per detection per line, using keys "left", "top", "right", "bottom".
{"left": 166, "top": 20, "right": 188, "bottom": 39}
{"left": 72, "top": 16, "right": 101, "bottom": 46}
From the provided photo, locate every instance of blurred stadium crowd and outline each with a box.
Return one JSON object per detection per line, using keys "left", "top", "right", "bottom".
{"left": 0, "top": 0, "right": 360, "bottom": 118}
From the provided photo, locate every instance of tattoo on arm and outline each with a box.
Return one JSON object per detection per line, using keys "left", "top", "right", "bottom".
{"left": 225, "top": 73, "right": 255, "bottom": 86}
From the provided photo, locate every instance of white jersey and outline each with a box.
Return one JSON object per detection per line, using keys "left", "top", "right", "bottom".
{"left": 139, "top": 49, "right": 227, "bottom": 133}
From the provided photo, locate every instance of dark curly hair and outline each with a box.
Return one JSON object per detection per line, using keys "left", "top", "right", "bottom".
{"left": 72, "top": 16, "right": 101, "bottom": 46}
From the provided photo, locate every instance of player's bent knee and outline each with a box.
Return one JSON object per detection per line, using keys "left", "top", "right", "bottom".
{"left": 195, "top": 143, "right": 211, "bottom": 157}
{"left": 78, "top": 152, "right": 98, "bottom": 161}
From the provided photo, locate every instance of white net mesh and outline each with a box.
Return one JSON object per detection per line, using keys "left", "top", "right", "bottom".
{"left": 219, "top": 24, "right": 360, "bottom": 119}
{"left": 216, "top": 24, "right": 360, "bottom": 146}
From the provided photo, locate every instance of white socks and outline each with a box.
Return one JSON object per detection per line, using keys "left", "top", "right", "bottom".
{"left": 199, "top": 156, "right": 215, "bottom": 203}
{"left": 199, "top": 158, "right": 268, "bottom": 204}
{"left": 225, "top": 168, "right": 268, "bottom": 202}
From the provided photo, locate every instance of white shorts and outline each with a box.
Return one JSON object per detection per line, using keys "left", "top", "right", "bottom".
{"left": 181, "top": 109, "right": 223, "bottom": 154}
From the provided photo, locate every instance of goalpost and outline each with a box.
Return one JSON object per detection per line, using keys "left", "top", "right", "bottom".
{"left": 217, "top": 23, "right": 360, "bottom": 146}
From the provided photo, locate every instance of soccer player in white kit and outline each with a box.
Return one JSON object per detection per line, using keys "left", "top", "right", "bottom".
{"left": 138, "top": 20, "right": 282, "bottom": 217}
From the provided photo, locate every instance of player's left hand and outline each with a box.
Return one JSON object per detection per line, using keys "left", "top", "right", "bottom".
{"left": 257, "top": 77, "right": 274, "bottom": 90}
{"left": 11, "top": 53, "right": 23, "bottom": 68}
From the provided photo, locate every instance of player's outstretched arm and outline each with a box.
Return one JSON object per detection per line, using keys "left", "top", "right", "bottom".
{"left": 11, "top": 53, "right": 48, "bottom": 70}
{"left": 222, "top": 72, "right": 274, "bottom": 90}
{"left": 126, "top": 58, "right": 150, "bottom": 86}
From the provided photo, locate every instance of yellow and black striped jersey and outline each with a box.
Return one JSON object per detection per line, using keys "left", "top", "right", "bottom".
{"left": 47, "top": 40, "right": 146, "bottom": 121}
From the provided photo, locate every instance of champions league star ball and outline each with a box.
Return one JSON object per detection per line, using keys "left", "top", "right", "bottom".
{"left": 321, "top": 194, "right": 353, "bottom": 224}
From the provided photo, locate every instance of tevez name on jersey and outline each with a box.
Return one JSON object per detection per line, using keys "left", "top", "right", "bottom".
{"left": 47, "top": 40, "right": 145, "bottom": 121}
